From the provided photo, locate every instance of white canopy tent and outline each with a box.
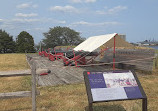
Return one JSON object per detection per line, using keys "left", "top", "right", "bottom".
{"left": 74, "top": 33, "right": 117, "bottom": 52}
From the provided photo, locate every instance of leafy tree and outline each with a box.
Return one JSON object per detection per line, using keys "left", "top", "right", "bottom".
{"left": 16, "top": 31, "right": 35, "bottom": 53}
{"left": 42, "top": 26, "right": 85, "bottom": 48}
{"left": 0, "top": 29, "right": 16, "bottom": 53}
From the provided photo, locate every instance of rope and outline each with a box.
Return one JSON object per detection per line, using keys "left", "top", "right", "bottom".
{"left": 63, "top": 50, "right": 75, "bottom": 58}
{"left": 76, "top": 57, "right": 156, "bottom": 67}
{"left": 40, "top": 50, "right": 156, "bottom": 67}
{"left": 43, "top": 56, "right": 155, "bottom": 68}
{"left": 75, "top": 48, "right": 109, "bottom": 64}
{"left": 75, "top": 51, "right": 92, "bottom": 64}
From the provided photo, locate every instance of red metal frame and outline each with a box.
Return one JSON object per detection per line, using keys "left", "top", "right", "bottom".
{"left": 38, "top": 47, "right": 110, "bottom": 66}
{"left": 39, "top": 34, "right": 117, "bottom": 68}
{"left": 73, "top": 50, "right": 77, "bottom": 67}
{"left": 44, "top": 50, "right": 49, "bottom": 57}
{"left": 48, "top": 53, "right": 55, "bottom": 61}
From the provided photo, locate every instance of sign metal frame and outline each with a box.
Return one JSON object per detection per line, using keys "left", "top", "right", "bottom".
{"left": 83, "top": 70, "right": 147, "bottom": 111}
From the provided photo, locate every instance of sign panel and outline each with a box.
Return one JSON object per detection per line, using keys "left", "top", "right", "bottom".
{"left": 84, "top": 70, "right": 146, "bottom": 102}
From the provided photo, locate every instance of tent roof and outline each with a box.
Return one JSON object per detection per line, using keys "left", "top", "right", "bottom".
{"left": 74, "top": 33, "right": 117, "bottom": 52}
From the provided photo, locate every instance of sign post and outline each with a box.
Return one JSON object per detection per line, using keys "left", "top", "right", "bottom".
{"left": 83, "top": 70, "right": 147, "bottom": 111}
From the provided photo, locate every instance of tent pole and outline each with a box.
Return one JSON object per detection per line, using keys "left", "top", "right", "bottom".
{"left": 113, "top": 36, "right": 116, "bottom": 70}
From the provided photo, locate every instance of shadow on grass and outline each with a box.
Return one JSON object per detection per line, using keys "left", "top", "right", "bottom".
{"left": 85, "top": 104, "right": 126, "bottom": 111}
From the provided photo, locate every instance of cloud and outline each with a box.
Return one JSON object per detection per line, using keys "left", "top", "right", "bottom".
{"left": 0, "top": 19, "right": 3, "bottom": 25}
{"left": 0, "top": 19, "right": 3, "bottom": 23}
{"left": 16, "top": 3, "right": 38, "bottom": 9}
{"left": 34, "top": 28, "right": 45, "bottom": 31}
{"left": 0, "top": 19, "right": 40, "bottom": 30}
{"left": 12, "top": 18, "right": 40, "bottom": 23}
{"left": 70, "top": 0, "right": 96, "bottom": 3}
{"left": 42, "top": 18, "right": 66, "bottom": 24}
{"left": 16, "top": 3, "right": 30, "bottom": 9}
{"left": 107, "top": 6, "right": 127, "bottom": 14}
{"left": 32, "top": 4, "right": 38, "bottom": 8}
{"left": 15, "top": 13, "right": 38, "bottom": 17}
{"left": 70, "top": 21, "right": 120, "bottom": 27}
{"left": 72, "top": 21, "right": 90, "bottom": 25}
{"left": 6, "top": 18, "right": 66, "bottom": 24}
{"left": 50, "top": 5, "right": 79, "bottom": 13}
{"left": 85, "top": 0, "right": 96, "bottom": 3}
{"left": 26, "top": 28, "right": 46, "bottom": 31}
{"left": 57, "top": 20, "right": 66, "bottom": 24}
{"left": 96, "top": 5, "right": 127, "bottom": 15}
{"left": 11, "top": 18, "right": 66, "bottom": 24}
{"left": 0, "top": 18, "right": 66, "bottom": 30}
{"left": 70, "top": 0, "right": 82, "bottom": 3}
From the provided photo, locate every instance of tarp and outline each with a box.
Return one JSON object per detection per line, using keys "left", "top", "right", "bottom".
{"left": 74, "top": 33, "right": 117, "bottom": 52}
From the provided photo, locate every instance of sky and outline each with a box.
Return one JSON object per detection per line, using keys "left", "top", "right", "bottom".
{"left": 0, "top": 0, "right": 158, "bottom": 44}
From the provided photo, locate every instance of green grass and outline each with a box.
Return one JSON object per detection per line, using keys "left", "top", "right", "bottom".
{"left": 0, "top": 54, "right": 158, "bottom": 111}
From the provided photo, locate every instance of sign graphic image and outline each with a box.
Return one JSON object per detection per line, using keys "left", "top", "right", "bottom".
{"left": 103, "top": 72, "right": 138, "bottom": 88}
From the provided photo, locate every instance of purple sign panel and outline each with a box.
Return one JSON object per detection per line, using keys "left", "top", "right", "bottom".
{"left": 88, "top": 71, "right": 143, "bottom": 101}
{"left": 88, "top": 74, "right": 107, "bottom": 88}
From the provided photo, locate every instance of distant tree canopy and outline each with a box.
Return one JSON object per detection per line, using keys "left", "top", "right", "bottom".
{"left": 16, "top": 31, "right": 35, "bottom": 53}
{"left": 0, "top": 29, "right": 16, "bottom": 53}
{"left": 42, "top": 26, "right": 85, "bottom": 48}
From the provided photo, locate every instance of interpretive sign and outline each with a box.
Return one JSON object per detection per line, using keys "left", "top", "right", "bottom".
{"left": 83, "top": 70, "right": 147, "bottom": 111}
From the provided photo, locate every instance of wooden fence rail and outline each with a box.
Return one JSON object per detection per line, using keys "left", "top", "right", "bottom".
{"left": 0, "top": 91, "right": 32, "bottom": 99}
{"left": 0, "top": 91, "right": 40, "bottom": 99}
{"left": 0, "top": 70, "right": 31, "bottom": 77}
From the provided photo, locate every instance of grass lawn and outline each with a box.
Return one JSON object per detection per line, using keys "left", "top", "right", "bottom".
{"left": 0, "top": 54, "right": 29, "bottom": 71}
{"left": 0, "top": 53, "right": 158, "bottom": 111}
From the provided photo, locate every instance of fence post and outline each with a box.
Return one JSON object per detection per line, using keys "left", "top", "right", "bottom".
{"left": 31, "top": 62, "right": 36, "bottom": 111}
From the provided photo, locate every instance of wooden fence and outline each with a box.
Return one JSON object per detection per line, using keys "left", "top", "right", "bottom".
{"left": 0, "top": 55, "right": 38, "bottom": 111}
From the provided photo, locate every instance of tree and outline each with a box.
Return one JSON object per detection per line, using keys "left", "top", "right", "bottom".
{"left": 16, "top": 31, "right": 35, "bottom": 53}
{"left": 42, "top": 26, "right": 85, "bottom": 48}
{"left": 0, "top": 29, "right": 16, "bottom": 53}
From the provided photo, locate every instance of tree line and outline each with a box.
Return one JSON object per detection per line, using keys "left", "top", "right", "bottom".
{"left": 0, "top": 30, "right": 35, "bottom": 53}
{"left": 0, "top": 26, "right": 85, "bottom": 53}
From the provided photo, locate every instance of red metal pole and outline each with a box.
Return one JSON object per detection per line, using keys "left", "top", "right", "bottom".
{"left": 113, "top": 36, "right": 116, "bottom": 70}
